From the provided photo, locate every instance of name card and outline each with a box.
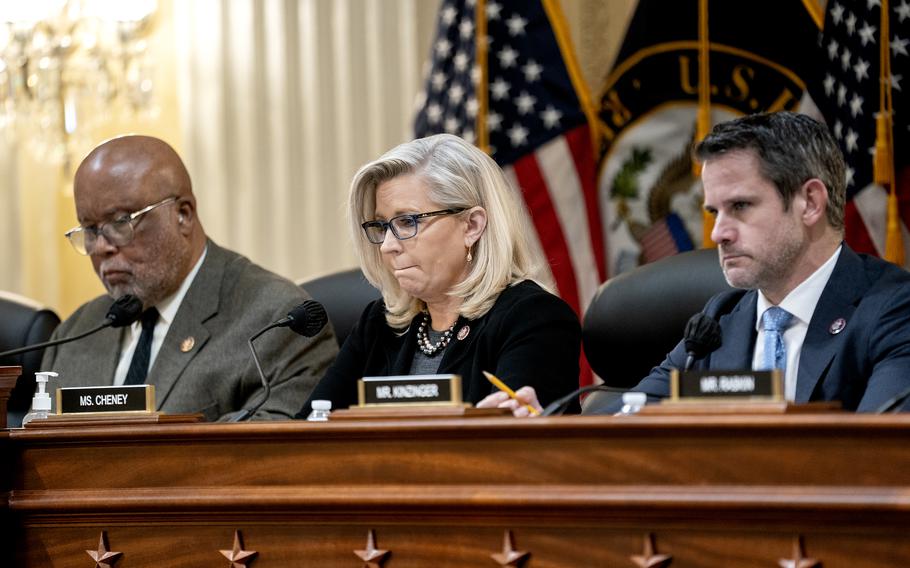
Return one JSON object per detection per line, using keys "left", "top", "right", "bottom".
{"left": 57, "top": 385, "right": 156, "bottom": 414}
{"left": 670, "top": 369, "right": 783, "bottom": 402}
{"left": 358, "top": 374, "right": 462, "bottom": 407}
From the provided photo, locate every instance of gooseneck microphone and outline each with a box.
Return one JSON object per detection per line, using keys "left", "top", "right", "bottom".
{"left": 683, "top": 312, "right": 723, "bottom": 371}
{"left": 227, "top": 300, "right": 329, "bottom": 422}
{"left": 0, "top": 294, "right": 143, "bottom": 358}
{"left": 279, "top": 301, "right": 328, "bottom": 337}
{"left": 540, "top": 384, "right": 628, "bottom": 417}
{"left": 541, "top": 313, "right": 722, "bottom": 417}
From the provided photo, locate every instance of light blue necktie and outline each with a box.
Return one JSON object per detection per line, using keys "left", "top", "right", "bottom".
{"left": 761, "top": 307, "right": 793, "bottom": 372}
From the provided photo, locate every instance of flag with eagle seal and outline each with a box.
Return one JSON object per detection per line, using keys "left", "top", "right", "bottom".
{"left": 597, "top": 0, "right": 821, "bottom": 276}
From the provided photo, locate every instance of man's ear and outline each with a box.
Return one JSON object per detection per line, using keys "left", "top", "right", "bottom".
{"left": 176, "top": 199, "right": 196, "bottom": 234}
{"left": 464, "top": 206, "right": 487, "bottom": 248}
{"left": 800, "top": 178, "right": 829, "bottom": 227}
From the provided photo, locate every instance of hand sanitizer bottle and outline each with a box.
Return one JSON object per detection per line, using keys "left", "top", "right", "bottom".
{"left": 21, "top": 371, "right": 57, "bottom": 427}
{"left": 306, "top": 400, "right": 332, "bottom": 421}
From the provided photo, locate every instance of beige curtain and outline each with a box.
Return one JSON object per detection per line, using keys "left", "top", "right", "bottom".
{"left": 1, "top": 0, "right": 637, "bottom": 316}
{"left": 173, "top": 0, "right": 441, "bottom": 282}
{"left": 0, "top": 137, "right": 20, "bottom": 293}
{"left": 172, "top": 0, "right": 638, "bottom": 283}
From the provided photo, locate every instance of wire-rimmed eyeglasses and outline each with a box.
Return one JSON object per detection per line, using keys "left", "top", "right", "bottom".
{"left": 360, "top": 208, "right": 465, "bottom": 244}
{"left": 64, "top": 196, "right": 178, "bottom": 255}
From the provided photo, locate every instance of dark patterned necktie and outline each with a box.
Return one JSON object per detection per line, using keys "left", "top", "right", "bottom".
{"left": 124, "top": 308, "right": 159, "bottom": 385}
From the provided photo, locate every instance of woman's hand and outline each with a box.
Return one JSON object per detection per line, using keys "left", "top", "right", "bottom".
{"left": 477, "top": 386, "right": 543, "bottom": 417}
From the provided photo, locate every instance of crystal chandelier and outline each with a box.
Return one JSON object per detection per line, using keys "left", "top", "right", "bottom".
{"left": 0, "top": 0, "right": 158, "bottom": 168}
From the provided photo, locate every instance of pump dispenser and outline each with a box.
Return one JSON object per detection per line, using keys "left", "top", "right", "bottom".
{"left": 21, "top": 371, "right": 57, "bottom": 426}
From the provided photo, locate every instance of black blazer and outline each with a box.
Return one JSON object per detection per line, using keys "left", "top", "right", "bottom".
{"left": 298, "top": 280, "right": 581, "bottom": 416}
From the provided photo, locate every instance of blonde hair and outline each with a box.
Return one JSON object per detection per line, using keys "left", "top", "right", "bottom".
{"left": 349, "top": 134, "right": 551, "bottom": 329}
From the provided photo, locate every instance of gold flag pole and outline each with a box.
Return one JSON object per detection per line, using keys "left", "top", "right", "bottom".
{"left": 695, "top": 0, "right": 715, "bottom": 248}
{"left": 875, "top": 0, "right": 904, "bottom": 264}
{"left": 476, "top": 0, "right": 490, "bottom": 154}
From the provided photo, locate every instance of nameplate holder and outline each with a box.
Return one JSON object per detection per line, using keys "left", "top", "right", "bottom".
{"left": 57, "top": 385, "right": 156, "bottom": 415}
{"left": 357, "top": 374, "right": 463, "bottom": 407}
{"left": 670, "top": 369, "right": 783, "bottom": 402}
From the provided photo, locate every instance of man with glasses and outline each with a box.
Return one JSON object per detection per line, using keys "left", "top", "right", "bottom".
{"left": 41, "top": 135, "right": 337, "bottom": 421}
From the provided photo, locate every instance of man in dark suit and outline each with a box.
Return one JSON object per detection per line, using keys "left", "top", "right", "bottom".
{"left": 41, "top": 136, "right": 337, "bottom": 420}
{"left": 628, "top": 111, "right": 910, "bottom": 413}
{"left": 483, "top": 111, "right": 910, "bottom": 415}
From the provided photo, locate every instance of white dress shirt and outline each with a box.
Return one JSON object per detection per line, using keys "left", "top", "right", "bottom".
{"left": 113, "top": 247, "right": 208, "bottom": 386}
{"left": 752, "top": 245, "right": 841, "bottom": 401}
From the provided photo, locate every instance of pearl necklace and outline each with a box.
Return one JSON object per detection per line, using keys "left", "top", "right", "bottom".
{"left": 416, "top": 311, "right": 456, "bottom": 357}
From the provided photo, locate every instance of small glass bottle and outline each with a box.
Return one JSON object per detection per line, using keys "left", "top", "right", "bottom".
{"left": 306, "top": 399, "right": 332, "bottom": 421}
{"left": 615, "top": 391, "right": 647, "bottom": 416}
{"left": 22, "top": 371, "right": 57, "bottom": 427}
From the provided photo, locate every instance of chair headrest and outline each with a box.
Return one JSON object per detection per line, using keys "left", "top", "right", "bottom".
{"left": 0, "top": 292, "right": 62, "bottom": 423}
{"left": 298, "top": 268, "right": 381, "bottom": 348}
{"left": 583, "top": 249, "right": 731, "bottom": 387}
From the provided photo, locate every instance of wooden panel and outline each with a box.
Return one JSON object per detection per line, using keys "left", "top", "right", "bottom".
{"left": 17, "top": 524, "right": 910, "bottom": 568}
{"left": 0, "top": 366, "right": 21, "bottom": 429}
{"left": 4, "top": 414, "right": 910, "bottom": 566}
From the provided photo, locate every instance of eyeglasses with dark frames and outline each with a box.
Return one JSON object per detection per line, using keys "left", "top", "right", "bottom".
{"left": 360, "top": 208, "right": 466, "bottom": 244}
{"left": 64, "top": 196, "right": 178, "bottom": 255}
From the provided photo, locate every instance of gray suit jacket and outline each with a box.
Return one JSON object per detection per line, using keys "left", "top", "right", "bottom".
{"left": 41, "top": 241, "right": 338, "bottom": 421}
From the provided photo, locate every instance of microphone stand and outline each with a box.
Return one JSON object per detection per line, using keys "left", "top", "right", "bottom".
{"left": 226, "top": 323, "right": 279, "bottom": 423}
{"left": 541, "top": 384, "right": 627, "bottom": 416}
{"left": 225, "top": 300, "right": 328, "bottom": 422}
{"left": 0, "top": 294, "right": 143, "bottom": 359}
{"left": 0, "top": 321, "right": 113, "bottom": 358}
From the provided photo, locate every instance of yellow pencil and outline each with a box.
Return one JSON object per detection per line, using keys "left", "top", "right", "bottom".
{"left": 482, "top": 371, "right": 539, "bottom": 416}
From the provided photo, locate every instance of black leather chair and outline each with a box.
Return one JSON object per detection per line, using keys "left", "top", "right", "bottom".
{"left": 582, "top": 248, "right": 732, "bottom": 391}
{"left": 0, "top": 291, "right": 61, "bottom": 427}
{"left": 299, "top": 268, "right": 381, "bottom": 348}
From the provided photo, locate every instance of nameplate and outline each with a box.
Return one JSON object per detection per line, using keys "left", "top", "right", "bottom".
{"left": 358, "top": 374, "right": 462, "bottom": 407}
{"left": 670, "top": 369, "right": 783, "bottom": 402}
{"left": 57, "top": 385, "right": 156, "bottom": 414}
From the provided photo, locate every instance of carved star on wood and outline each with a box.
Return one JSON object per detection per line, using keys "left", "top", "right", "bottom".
{"left": 219, "top": 530, "right": 258, "bottom": 567}
{"left": 630, "top": 533, "right": 672, "bottom": 568}
{"left": 86, "top": 531, "right": 122, "bottom": 568}
{"left": 778, "top": 536, "right": 821, "bottom": 568}
{"left": 491, "top": 530, "right": 530, "bottom": 567}
{"left": 354, "top": 529, "right": 390, "bottom": 567}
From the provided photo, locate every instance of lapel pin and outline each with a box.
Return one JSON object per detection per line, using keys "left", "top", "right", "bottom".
{"left": 180, "top": 337, "right": 196, "bottom": 352}
{"left": 457, "top": 326, "right": 470, "bottom": 341}
{"left": 829, "top": 318, "right": 846, "bottom": 335}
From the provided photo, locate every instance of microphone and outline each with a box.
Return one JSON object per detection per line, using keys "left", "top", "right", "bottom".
{"left": 0, "top": 295, "right": 142, "bottom": 358}
{"left": 541, "top": 384, "right": 628, "bottom": 416}
{"left": 227, "top": 300, "right": 328, "bottom": 422}
{"left": 683, "top": 312, "right": 722, "bottom": 371}
{"left": 279, "top": 301, "right": 328, "bottom": 337}
{"left": 541, "top": 314, "right": 722, "bottom": 417}
{"left": 542, "top": 314, "right": 723, "bottom": 417}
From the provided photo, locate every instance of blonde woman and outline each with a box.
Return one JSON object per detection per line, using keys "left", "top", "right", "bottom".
{"left": 298, "top": 134, "right": 580, "bottom": 415}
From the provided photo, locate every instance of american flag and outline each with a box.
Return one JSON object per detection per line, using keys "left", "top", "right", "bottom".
{"left": 414, "top": 0, "right": 605, "bottom": 385}
{"left": 809, "top": 0, "right": 910, "bottom": 259}
{"left": 639, "top": 213, "right": 693, "bottom": 265}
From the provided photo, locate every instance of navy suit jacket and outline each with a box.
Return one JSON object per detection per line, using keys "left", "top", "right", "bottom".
{"left": 612, "top": 245, "right": 910, "bottom": 412}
